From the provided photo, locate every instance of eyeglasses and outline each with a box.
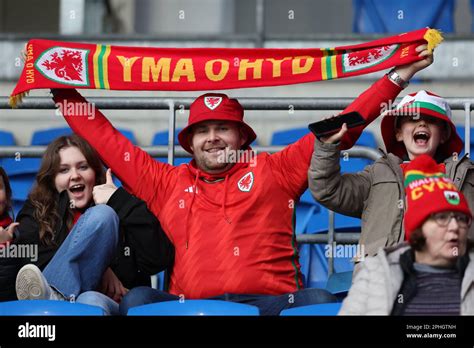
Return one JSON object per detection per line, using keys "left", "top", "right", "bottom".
{"left": 430, "top": 212, "right": 472, "bottom": 228}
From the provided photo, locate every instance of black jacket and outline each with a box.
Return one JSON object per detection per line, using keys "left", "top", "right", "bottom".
{"left": 0, "top": 187, "right": 174, "bottom": 301}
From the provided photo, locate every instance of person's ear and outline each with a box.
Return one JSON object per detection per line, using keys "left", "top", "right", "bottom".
{"left": 239, "top": 127, "right": 248, "bottom": 147}
{"left": 188, "top": 133, "right": 194, "bottom": 152}
{"left": 440, "top": 125, "right": 450, "bottom": 144}
{"left": 394, "top": 118, "right": 404, "bottom": 142}
{"left": 395, "top": 127, "right": 404, "bottom": 142}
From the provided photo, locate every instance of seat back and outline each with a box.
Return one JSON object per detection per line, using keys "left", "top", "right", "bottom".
{"left": 152, "top": 129, "right": 182, "bottom": 145}
{"left": 0, "top": 130, "right": 15, "bottom": 146}
{"left": 31, "top": 127, "right": 137, "bottom": 145}
{"left": 1, "top": 158, "right": 42, "bottom": 216}
{"left": 280, "top": 302, "right": 342, "bottom": 316}
{"left": 127, "top": 300, "right": 260, "bottom": 316}
{"left": 353, "top": 0, "right": 455, "bottom": 33}
{"left": 326, "top": 271, "right": 353, "bottom": 297}
{"left": 0, "top": 300, "right": 104, "bottom": 316}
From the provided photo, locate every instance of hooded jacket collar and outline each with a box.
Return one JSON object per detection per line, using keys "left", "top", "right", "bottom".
{"left": 183, "top": 155, "right": 251, "bottom": 249}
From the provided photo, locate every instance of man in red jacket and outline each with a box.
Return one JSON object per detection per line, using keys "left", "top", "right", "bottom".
{"left": 47, "top": 45, "right": 432, "bottom": 315}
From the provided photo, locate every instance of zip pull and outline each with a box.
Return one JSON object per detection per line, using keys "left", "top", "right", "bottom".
{"left": 185, "top": 241, "right": 188, "bottom": 249}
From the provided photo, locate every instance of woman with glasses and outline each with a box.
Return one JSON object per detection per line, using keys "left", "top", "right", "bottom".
{"left": 339, "top": 155, "right": 474, "bottom": 315}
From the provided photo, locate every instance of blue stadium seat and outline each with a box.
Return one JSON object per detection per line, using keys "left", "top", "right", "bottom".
{"left": 280, "top": 302, "right": 342, "bottom": 316}
{"left": 154, "top": 157, "right": 192, "bottom": 165}
{"left": 152, "top": 129, "right": 182, "bottom": 146}
{"left": 273, "top": 128, "right": 367, "bottom": 289}
{"left": 31, "top": 127, "right": 137, "bottom": 145}
{"left": 299, "top": 162, "right": 363, "bottom": 289}
{"left": 472, "top": 0, "right": 474, "bottom": 32}
{"left": 271, "top": 126, "right": 376, "bottom": 148}
{"left": 355, "top": 131, "right": 377, "bottom": 148}
{"left": 296, "top": 189, "right": 359, "bottom": 289}
{"left": 0, "top": 300, "right": 104, "bottom": 316}
{"left": 152, "top": 129, "right": 191, "bottom": 165}
{"left": 271, "top": 125, "right": 371, "bottom": 233}
{"left": 301, "top": 202, "right": 360, "bottom": 289}
{"left": 155, "top": 270, "right": 166, "bottom": 291}
{"left": 295, "top": 190, "right": 323, "bottom": 287}
{"left": 31, "top": 127, "right": 73, "bottom": 145}
{"left": 295, "top": 190, "right": 320, "bottom": 233}
{"left": 270, "top": 127, "right": 310, "bottom": 145}
{"left": 127, "top": 300, "right": 260, "bottom": 316}
{"left": 2, "top": 158, "right": 42, "bottom": 216}
{"left": 353, "top": 0, "right": 455, "bottom": 33}
{"left": 325, "top": 271, "right": 353, "bottom": 298}
{"left": 0, "top": 130, "right": 15, "bottom": 146}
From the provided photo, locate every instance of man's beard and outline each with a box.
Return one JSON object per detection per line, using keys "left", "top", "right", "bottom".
{"left": 195, "top": 153, "right": 232, "bottom": 173}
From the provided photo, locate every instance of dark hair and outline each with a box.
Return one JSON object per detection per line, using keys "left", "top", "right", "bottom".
{"left": 0, "top": 166, "right": 13, "bottom": 217}
{"left": 409, "top": 225, "right": 474, "bottom": 252}
{"left": 408, "top": 228, "right": 425, "bottom": 251}
{"left": 28, "top": 135, "right": 105, "bottom": 246}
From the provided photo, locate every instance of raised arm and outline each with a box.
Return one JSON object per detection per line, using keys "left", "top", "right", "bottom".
{"left": 268, "top": 73, "right": 402, "bottom": 198}
{"left": 52, "top": 89, "right": 175, "bottom": 213}
{"left": 273, "top": 44, "right": 433, "bottom": 199}
{"left": 338, "top": 43, "right": 434, "bottom": 149}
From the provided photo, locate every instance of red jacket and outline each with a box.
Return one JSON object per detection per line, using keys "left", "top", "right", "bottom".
{"left": 53, "top": 76, "right": 401, "bottom": 299}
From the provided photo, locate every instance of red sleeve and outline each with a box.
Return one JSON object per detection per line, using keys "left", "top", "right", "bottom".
{"left": 268, "top": 75, "right": 402, "bottom": 198}
{"left": 338, "top": 75, "right": 402, "bottom": 149}
{"left": 52, "top": 89, "right": 175, "bottom": 213}
{"left": 267, "top": 133, "right": 315, "bottom": 198}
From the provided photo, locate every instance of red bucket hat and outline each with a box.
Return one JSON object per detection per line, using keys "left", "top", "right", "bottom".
{"left": 381, "top": 90, "right": 463, "bottom": 159}
{"left": 178, "top": 93, "right": 257, "bottom": 154}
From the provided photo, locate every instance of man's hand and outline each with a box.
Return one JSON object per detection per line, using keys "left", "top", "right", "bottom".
{"left": 93, "top": 169, "right": 117, "bottom": 205}
{"left": 99, "top": 267, "right": 128, "bottom": 303}
{"left": 320, "top": 122, "right": 348, "bottom": 144}
{"left": 393, "top": 44, "right": 434, "bottom": 82}
{"left": 0, "top": 222, "right": 19, "bottom": 244}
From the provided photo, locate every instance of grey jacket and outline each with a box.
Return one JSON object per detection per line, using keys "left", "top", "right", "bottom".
{"left": 308, "top": 138, "right": 474, "bottom": 260}
{"left": 339, "top": 244, "right": 474, "bottom": 315}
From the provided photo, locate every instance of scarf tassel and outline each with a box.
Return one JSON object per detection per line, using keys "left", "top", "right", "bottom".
{"left": 423, "top": 28, "right": 443, "bottom": 53}
{"left": 8, "top": 91, "right": 28, "bottom": 108}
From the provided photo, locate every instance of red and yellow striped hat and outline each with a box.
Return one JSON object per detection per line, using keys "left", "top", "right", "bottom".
{"left": 404, "top": 154, "right": 471, "bottom": 239}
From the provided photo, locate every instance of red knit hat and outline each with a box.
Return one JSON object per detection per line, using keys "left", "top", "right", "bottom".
{"left": 178, "top": 93, "right": 257, "bottom": 154}
{"left": 404, "top": 154, "right": 472, "bottom": 240}
{"left": 381, "top": 90, "right": 463, "bottom": 159}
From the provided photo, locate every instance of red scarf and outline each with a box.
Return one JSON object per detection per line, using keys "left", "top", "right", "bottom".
{"left": 400, "top": 161, "right": 446, "bottom": 175}
{"left": 9, "top": 28, "right": 442, "bottom": 107}
{"left": 0, "top": 214, "right": 12, "bottom": 229}
{"left": 72, "top": 210, "right": 82, "bottom": 227}
{"left": 0, "top": 214, "right": 13, "bottom": 246}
